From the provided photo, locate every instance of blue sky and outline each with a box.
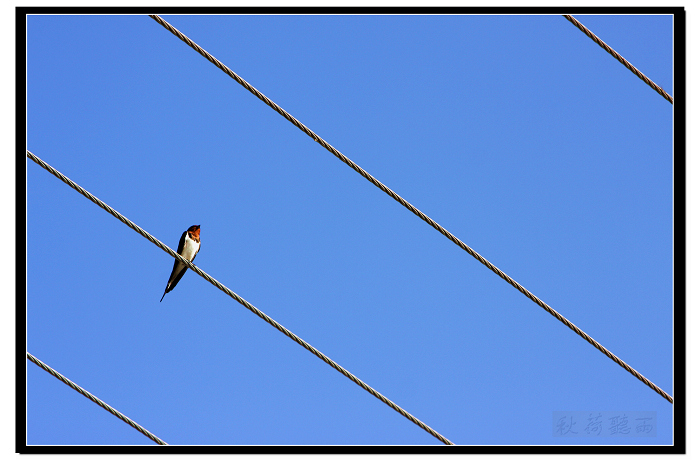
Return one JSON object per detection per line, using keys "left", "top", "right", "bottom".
{"left": 25, "top": 13, "right": 676, "bottom": 446}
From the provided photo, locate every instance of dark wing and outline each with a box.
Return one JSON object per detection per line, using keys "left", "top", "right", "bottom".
{"left": 176, "top": 229, "right": 188, "bottom": 254}
{"left": 167, "top": 266, "right": 188, "bottom": 291}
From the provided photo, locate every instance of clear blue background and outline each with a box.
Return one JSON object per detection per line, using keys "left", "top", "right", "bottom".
{"left": 26, "top": 13, "right": 674, "bottom": 445}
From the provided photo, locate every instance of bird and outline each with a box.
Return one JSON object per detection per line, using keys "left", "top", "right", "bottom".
{"left": 160, "top": 225, "right": 201, "bottom": 302}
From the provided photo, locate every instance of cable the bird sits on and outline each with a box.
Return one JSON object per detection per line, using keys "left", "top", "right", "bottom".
{"left": 160, "top": 225, "right": 200, "bottom": 302}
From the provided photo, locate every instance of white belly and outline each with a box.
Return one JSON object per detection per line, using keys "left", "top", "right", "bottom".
{"left": 181, "top": 234, "right": 199, "bottom": 261}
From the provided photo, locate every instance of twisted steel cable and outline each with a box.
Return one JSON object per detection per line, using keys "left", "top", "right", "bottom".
{"left": 563, "top": 14, "right": 673, "bottom": 104}
{"left": 27, "top": 150, "right": 454, "bottom": 445}
{"left": 148, "top": 15, "right": 673, "bottom": 404}
{"left": 27, "top": 352, "right": 167, "bottom": 445}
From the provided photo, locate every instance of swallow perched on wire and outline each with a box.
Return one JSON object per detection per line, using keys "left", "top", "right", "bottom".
{"left": 160, "top": 225, "right": 201, "bottom": 302}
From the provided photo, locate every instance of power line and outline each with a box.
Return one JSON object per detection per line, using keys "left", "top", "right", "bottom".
{"left": 27, "top": 352, "right": 167, "bottom": 445}
{"left": 148, "top": 15, "right": 673, "bottom": 404}
{"left": 563, "top": 14, "right": 673, "bottom": 104}
{"left": 26, "top": 149, "right": 454, "bottom": 446}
